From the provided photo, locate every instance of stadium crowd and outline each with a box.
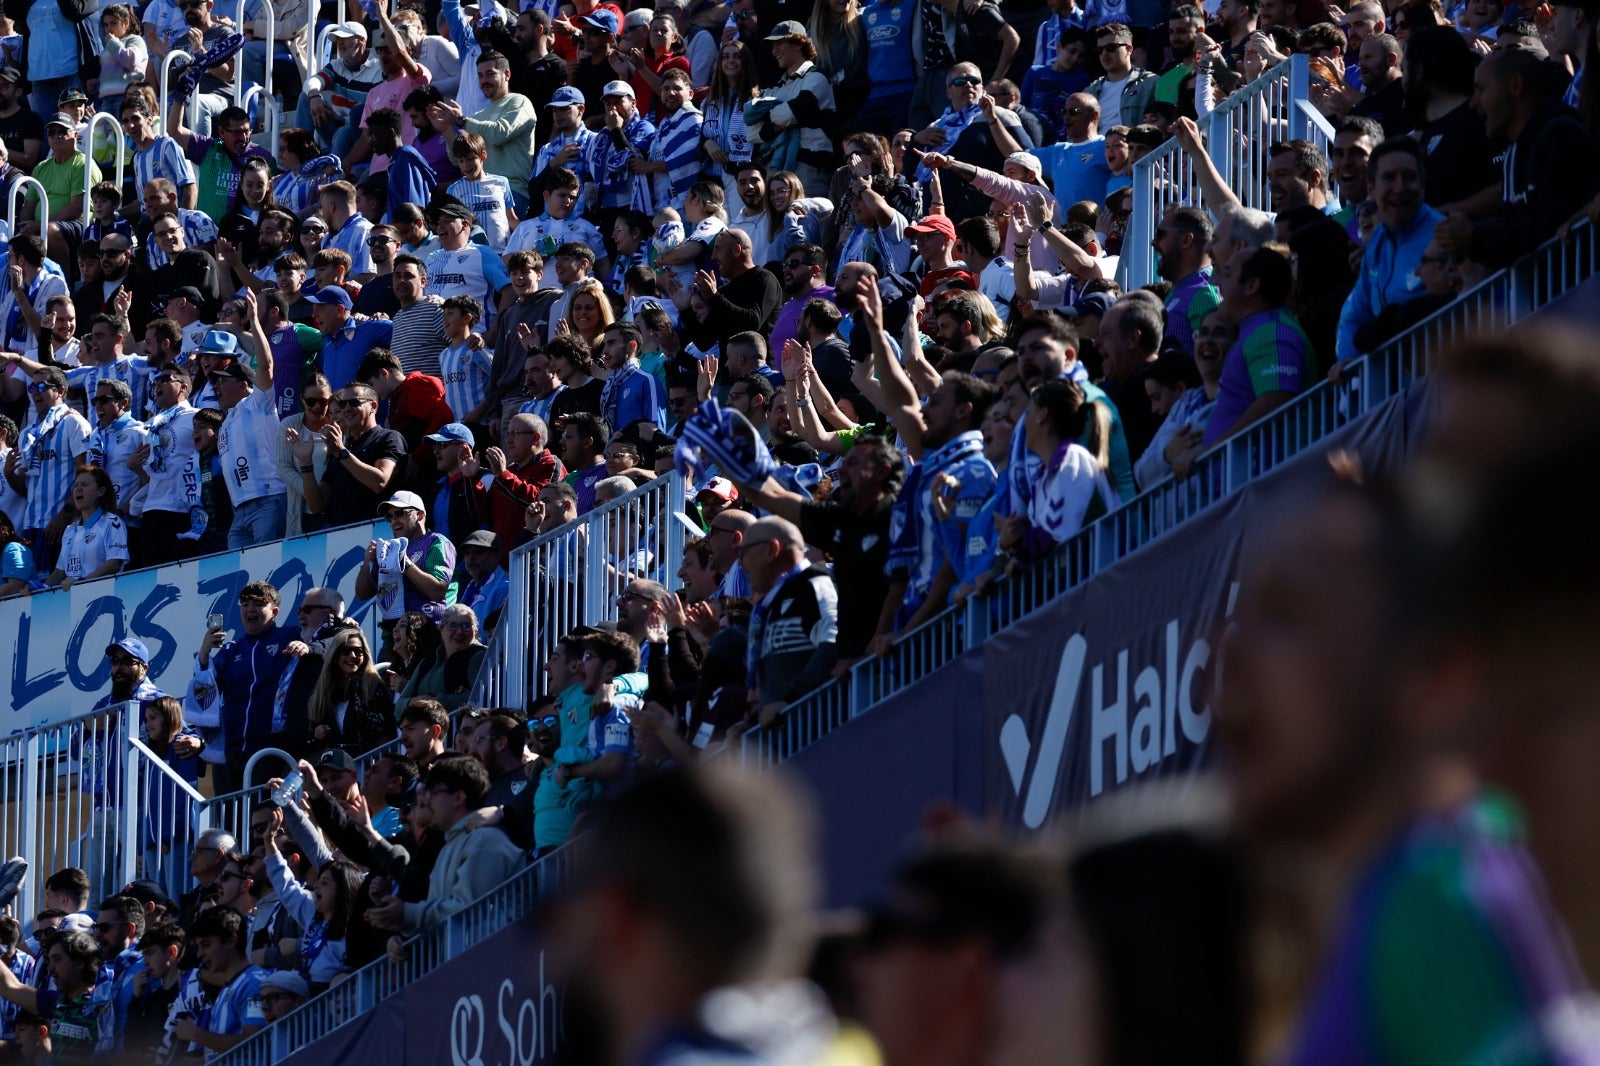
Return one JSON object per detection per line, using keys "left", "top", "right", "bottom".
{"left": 0, "top": 0, "right": 1596, "bottom": 1058}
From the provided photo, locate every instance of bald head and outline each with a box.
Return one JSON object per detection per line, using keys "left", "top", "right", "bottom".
{"left": 1064, "top": 92, "right": 1100, "bottom": 139}
{"left": 747, "top": 516, "right": 804, "bottom": 552}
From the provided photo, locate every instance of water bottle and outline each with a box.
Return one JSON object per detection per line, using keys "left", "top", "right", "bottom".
{"left": 271, "top": 770, "right": 305, "bottom": 808}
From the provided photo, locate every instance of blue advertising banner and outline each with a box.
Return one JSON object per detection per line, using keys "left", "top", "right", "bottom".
{"left": 1, "top": 522, "right": 380, "bottom": 729}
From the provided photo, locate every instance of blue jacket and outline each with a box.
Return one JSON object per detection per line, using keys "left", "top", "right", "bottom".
{"left": 190, "top": 624, "right": 293, "bottom": 760}
{"left": 1336, "top": 203, "right": 1445, "bottom": 364}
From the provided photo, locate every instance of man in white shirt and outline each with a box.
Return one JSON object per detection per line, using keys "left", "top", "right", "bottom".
{"left": 212, "top": 299, "right": 287, "bottom": 549}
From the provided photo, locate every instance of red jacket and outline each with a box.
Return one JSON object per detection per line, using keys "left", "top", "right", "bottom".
{"left": 388, "top": 372, "right": 454, "bottom": 468}
{"left": 487, "top": 450, "right": 564, "bottom": 563}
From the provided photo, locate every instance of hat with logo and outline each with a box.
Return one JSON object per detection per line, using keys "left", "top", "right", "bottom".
{"left": 328, "top": 20, "right": 367, "bottom": 39}
{"left": 57, "top": 87, "right": 89, "bottom": 106}
{"left": 695, "top": 477, "right": 739, "bottom": 503}
{"left": 577, "top": 9, "right": 620, "bottom": 33}
{"left": 316, "top": 749, "right": 357, "bottom": 774}
{"left": 303, "top": 286, "right": 354, "bottom": 310}
{"left": 45, "top": 113, "right": 78, "bottom": 132}
{"left": 601, "top": 79, "right": 636, "bottom": 99}
{"left": 161, "top": 285, "right": 206, "bottom": 306}
{"left": 425, "top": 422, "right": 475, "bottom": 446}
{"left": 380, "top": 490, "right": 428, "bottom": 513}
{"left": 106, "top": 638, "right": 152, "bottom": 664}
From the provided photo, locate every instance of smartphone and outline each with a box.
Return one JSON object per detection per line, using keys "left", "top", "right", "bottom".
{"left": 207, "top": 613, "right": 225, "bottom": 630}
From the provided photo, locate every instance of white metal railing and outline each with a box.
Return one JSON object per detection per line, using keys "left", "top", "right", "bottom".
{"left": 500, "top": 473, "right": 686, "bottom": 711}
{"left": 160, "top": 49, "right": 201, "bottom": 134}
{"left": 5, "top": 176, "right": 47, "bottom": 237}
{"left": 742, "top": 220, "right": 1600, "bottom": 769}
{"left": 1125, "top": 53, "right": 1316, "bottom": 289}
{"left": 128, "top": 737, "right": 207, "bottom": 901}
{"left": 82, "top": 112, "right": 127, "bottom": 225}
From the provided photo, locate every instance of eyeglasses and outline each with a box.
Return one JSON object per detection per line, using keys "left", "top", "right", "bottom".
{"left": 299, "top": 602, "right": 333, "bottom": 612}
{"left": 1064, "top": 106, "right": 1088, "bottom": 117}
{"left": 534, "top": 714, "right": 560, "bottom": 728}
{"left": 108, "top": 655, "right": 138, "bottom": 667}
{"left": 948, "top": 76, "right": 982, "bottom": 87}
{"left": 154, "top": 375, "right": 183, "bottom": 386}
{"left": 334, "top": 397, "right": 367, "bottom": 409}
{"left": 218, "top": 871, "right": 247, "bottom": 882}
{"left": 442, "top": 620, "right": 475, "bottom": 631}
{"left": 736, "top": 538, "right": 775, "bottom": 556}
{"left": 91, "top": 395, "right": 118, "bottom": 405}
{"left": 27, "top": 381, "right": 56, "bottom": 394}
{"left": 92, "top": 922, "right": 119, "bottom": 933}
{"left": 302, "top": 225, "right": 327, "bottom": 234}
{"left": 616, "top": 590, "right": 652, "bottom": 604}
{"left": 367, "top": 236, "right": 396, "bottom": 247}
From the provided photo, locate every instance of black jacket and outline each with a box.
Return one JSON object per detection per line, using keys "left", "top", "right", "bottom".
{"left": 1469, "top": 100, "right": 1600, "bottom": 269}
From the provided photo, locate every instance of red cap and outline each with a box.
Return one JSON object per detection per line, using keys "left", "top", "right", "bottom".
{"left": 906, "top": 214, "right": 957, "bottom": 240}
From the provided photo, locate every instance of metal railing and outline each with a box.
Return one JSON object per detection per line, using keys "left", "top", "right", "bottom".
{"left": 83, "top": 112, "right": 128, "bottom": 225}
{"left": 1125, "top": 53, "right": 1317, "bottom": 289}
{"left": 160, "top": 49, "right": 201, "bottom": 134}
{"left": 5, "top": 176, "right": 47, "bottom": 238}
{"left": 216, "top": 843, "right": 574, "bottom": 1066}
{"left": 744, "top": 220, "right": 1600, "bottom": 769}
{"left": 128, "top": 738, "right": 207, "bottom": 902}
{"left": 499, "top": 473, "right": 687, "bottom": 711}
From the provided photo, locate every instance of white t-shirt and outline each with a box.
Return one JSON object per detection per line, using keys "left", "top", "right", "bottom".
{"left": 504, "top": 214, "right": 607, "bottom": 288}
{"left": 59, "top": 509, "right": 130, "bottom": 580}
{"left": 217, "top": 386, "right": 286, "bottom": 506}
{"left": 1097, "top": 75, "right": 1129, "bottom": 128}
{"left": 142, "top": 402, "right": 201, "bottom": 515}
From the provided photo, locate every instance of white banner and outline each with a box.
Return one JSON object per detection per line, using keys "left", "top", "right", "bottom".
{"left": 1, "top": 522, "right": 382, "bottom": 731}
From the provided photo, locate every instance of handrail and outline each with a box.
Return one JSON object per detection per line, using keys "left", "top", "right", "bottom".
{"left": 129, "top": 738, "right": 208, "bottom": 805}
{"left": 159, "top": 49, "right": 199, "bottom": 135}
{"left": 82, "top": 112, "right": 127, "bottom": 225}
{"left": 6, "top": 177, "right": 46, "bottom": 237}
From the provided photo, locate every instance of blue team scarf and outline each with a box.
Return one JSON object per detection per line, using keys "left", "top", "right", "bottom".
{"left": 915, "top": 104, "right": 983, "bottom": 182}
{"left": 1004, "top": 363, "right": 1087, "bottom": 517}
{"left": 746, "top": 562, "right": 810, "bottom": 689}
{"left": 674, "top": 397, "right": 824, "bottom": 502}
{"left": 887, "top": 429, "right": 986, "bottom": 577}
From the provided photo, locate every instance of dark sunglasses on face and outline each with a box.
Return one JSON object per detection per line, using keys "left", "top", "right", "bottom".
{"left": 949, "top": 76, "right": 981, "bottom": 87}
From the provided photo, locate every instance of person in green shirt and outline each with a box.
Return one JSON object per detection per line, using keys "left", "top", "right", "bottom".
{"left": 1153, "top": 6, "right": 1206, "bottom": 106}
{"left": 29, "top": 115, "right": 102, "bottom": 223}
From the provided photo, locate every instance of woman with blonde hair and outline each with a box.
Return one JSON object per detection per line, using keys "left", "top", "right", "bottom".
{"left": 560, "top": 277, "right": 617, "bottom": 350}
{"left": 808, "top": 0, "right": 869, "bottom": 120}
{"left": 306, "top": 627, "right": 396, "bottom": 755}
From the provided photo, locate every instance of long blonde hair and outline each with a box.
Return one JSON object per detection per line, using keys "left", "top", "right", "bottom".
{"left": 808, "top": 0, "right": 863, "bottom": 78}
{"left": 565, "top": 278, "right": 616, "bottom": 347}
{"left": 308, "top": 628, "right": 387, "bottom": 731}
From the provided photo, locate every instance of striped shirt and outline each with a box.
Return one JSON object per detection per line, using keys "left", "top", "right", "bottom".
{"left": 0, "top": 271, "right": 68, "bottom": 359}
{"left": 439, "top": 340, "right": 494, "bottom": 422}
{"left": 449, "top": 175, "right": 515, "bottom": 252}
{"left": 1204, "top": 307, "right": 1311, "bottom": 445}
{"left": 67, "top": 356, "right": 153, "bottom": 422}
{"left": 532, "top": 127, "right": 597, "bottom": 185}
{"left": 217, "top": 385, "right": 286, "bottom": 506}
{"left": 645, "top": 105, "right": 704, "bottom": 213}
{"left": 272, "top": 161, "right": 341, "bottom": 217}
{"left": 133, "top": 136, "right": 194, "bottom": 202}
{"left": 391, "top": 299, "right": 449, "bottom": 375}
{"left": 585, "top": 113, "right": 656, "bottom": 211}
{"left": 15, "top": 403, "right": 92, "bottom": 531}
{"left": 143, "top": 210, "right": 217, "bottom": 270}
{"left": 88, "top": 413, "right": 152, "bottom": 518}
{"left": 325, "top": 213, "right": 375, "bottom": 277}
{"left": 204, "top": 965, "right": 267, "bottom": 1062}
{"left": 1164, "top": 266, "right": 1220, "bottom": 357}
{"left": 518, "top": 385, "right": 564, "bottom": 424}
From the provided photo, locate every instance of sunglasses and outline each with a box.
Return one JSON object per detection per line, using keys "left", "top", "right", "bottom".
{"left": 27, "top": 381, "right": 56, "bottom": 394}
{"left": 303, "top": 396, "right": 330, "bottom": 407}
{"left": 534, "top": 714, "right": 560, "bottom": 728}
{"left": 1097, "top": 42, "right": 1127, "bottom": 52}
{"left": 948, "top": 76, "right": 982, "bottom": 87}
{"left": 154, "top": 375, "right": 183, "bottom": 385}
{"left": 367, "top": 237, "right": 396, "bottom": 247}
{"left": 91, "top": 395, "right": 119, "bottom": 405}
{"left": 334, "top": 398, "right": 367, "bottom": 408}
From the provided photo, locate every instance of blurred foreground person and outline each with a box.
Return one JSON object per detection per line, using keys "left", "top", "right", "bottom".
{"left": 1219, "top": 467, "right": 1591, "bottom": 1064}
{"left": 547, "top": 766, "right": 825, "bottom": 1066}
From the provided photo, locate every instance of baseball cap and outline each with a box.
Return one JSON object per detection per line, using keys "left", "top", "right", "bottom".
{"left": 316, "top": 749, "right": 357, "bottom": 774}
{"left": 303, "top": 286, "right": 354, "bottom": 310}
{"left": 57, "top": 87, "right": 88, "bottom": 106}
{"left": 106, "top": 638, "right": 152, "bottom": 664}
{"left": 764, "top": 19, "right": 809, "bottom": 39}
{"left": 1005, "top": 152, "right": 1043, "bottom": 178}
{"left": 435, "top": 202, "right": 476, "bottom": 224}
{"left": 58, "top": 914, "right": 94, "bottom": 934}
{"left": 196, "top": 330, "right": 241, "bottom": 358}
{"left": 328, "top": 20, "right": 367, "bottom": 39}
{"left": 1068, "top": 291, "right": 1116, "bottom": 320}
{"left": 602, "top": 79, "right": 636, "bottom": 99}
{"left": 577, "top": 9, "right": 620, "bottom": 33}
{"left": 161, "top": 285, "right": 205, "bottom": 306}
{"left": 549, "top": 86, "right": 585, "bottom": 108}
{"left": 907, "top": 214, "right": 957, "bottom": 240}
{"left": 462, "top": 529, "right": 502, "bottom": 552}
{"left": 120, "top": 879, "right": 177, "bottom": 912}
{"left": 379, "top": 490, "right": 427, "bottom": 513}
{"left": 696, "top": 477, "right": 739, "bottom": 503}
{"left": 425, "top": 422, "right": 475, "bottom": 446}
{"left": 261, "top": 971, "right": 310, "bottom": 997}
{"left": 45, "top": 113, "right": 77, "bottom": 132}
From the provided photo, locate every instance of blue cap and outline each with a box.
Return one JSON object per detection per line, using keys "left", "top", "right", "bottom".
{"left": 195, "top": 329, "right": 240, "bottom": 358}
{"left": 576, "top": 9, "right": 619, "bottom": 33}
{"left": 425, "top": 422, "right": 475, "bottom": 446}
{"left": 304, "top": 285, "right": 354, "bottom": 310}
{"left": 550, "top": 86, "right": 586, "bottom": 108}
{"left": 106, "top": 637, "right": 152, "bottom": 664}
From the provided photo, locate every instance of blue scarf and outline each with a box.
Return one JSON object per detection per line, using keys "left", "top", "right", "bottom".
{"left": 746, "top": 563, "right": 810, "bottom": 690}
{"left": 300, "top": 916, "right": 327, "bottom": 981}
{"left": 887, "top": 429, "right": 987, "bottom": 578}
{"left": 1004, "top": 362, "right": 1087, "bottom": 517}
{"left": 915, "top": 105, "right": 983, "bottom": 182}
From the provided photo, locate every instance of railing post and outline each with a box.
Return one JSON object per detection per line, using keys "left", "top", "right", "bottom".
{"left": 118, "top": 702, "right": 142, "bottom": 890}
{"left": 1126, "top": 153, "right": 1158, "bottom": 290}
{"left": 16, "top": 732, "right": 40, "bottom": 921}
{"left": 1287, "top": 53, "right": 1310, "bottom": 141}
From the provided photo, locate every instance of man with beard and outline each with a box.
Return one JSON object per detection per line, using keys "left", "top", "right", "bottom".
{"left": 290, "top": 382, "right": 405, "bottom": 527}
{"left": 1351, "top": 33, "right": 1407, "bottom": 137}
{"left": 1153, "top": 206, "right": 1219, "bottom": 357}
{"left": 769, "top": 244, "right": 833, "bottom": 358}
{"left": 353, "top": 224, "right": 403, "bottom": 315}
{"left": 1154, "top": 5, "right": 1205, "bottom": 105}
{"left": 728, "top": 164, "right": 806, "bottom": 271}
{"left": 76, "top": 234, "right": 135, "bottom": 322}
{"left": 217, "top": 209, "right": 297, "bottom": 295}
{"left": 1335, "top": 139, "right": 1443, "bottom": 367}
{"left": 1403, "top": 28, "right": 1501, "bottom": 212}
{"left": 557, "top": 412, "right": 610, "bottom": 514}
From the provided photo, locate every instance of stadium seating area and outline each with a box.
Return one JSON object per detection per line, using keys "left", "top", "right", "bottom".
{"left": 3, "top": 0, "right": 1600, "bottom": 1063}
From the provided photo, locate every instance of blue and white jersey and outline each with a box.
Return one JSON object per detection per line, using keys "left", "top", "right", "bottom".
{"left": 143, "top": 209, "right": 218, "bottom": 270}
{"left": 505, "top": 213, "right": 606, "bottom": 289}
{"left": 15, "top": 403, "right": 92, "bottom": 531}
{"left": 59, "top": 509, "right": 131, "bottom": 580}
{"left": 88, "top": 412, "right": 153, "bottom": 517}
{"left": 518, "top": 386, "right": 564, "bottom": 424}
{"left": 448, "top": 174, "right": 516, "bottom": 252}
{"left": 0, "top": 950, "right": 36, "bottom": 1039}
{"left": 67, "top": 355, "right": 153, "bottom": 423}
{"left": 142, "top": 401, "right": 200, "bottom": 514}
{"left": 532, "top": 127, "right": 596, "bottom": 184}
{"left": 584, "top": 113, "right": 656, "bottom": 211}
{"left": 459, "top": 566, "right": 509, "bottom": 623}
{"left": 217, "top": 386, "right": 285, "bottom": 507}
{"left": 325, "top": 212, "right": 375, "bottom": 277}
{"left": 646, "top": 105, "right": 704, "bottom": 213}
{"left": 585, "top": 691, "right": 642, "bottom": 781}
{"left": 204, "top": 965, "right": 267, "bottom": 1062}
{"left": 142, "top": 0, "right": 189, "bottom": 48}
{"left": 439, "top": 340, "right": 494, "bottom": 422}
{"left": 0, "top": 270, "right": 69, "bottom": 358}
{"left": 133, "top": 136, "right": 195, "bottom": 204}
{"left": 425, "top": 244, "right": 512, "bottom": 331}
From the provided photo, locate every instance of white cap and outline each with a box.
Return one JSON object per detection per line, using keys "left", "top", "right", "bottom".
{"left": 328, "top": 20, "right": 367, "bottom": 40}
{"left": 601, "top": 79, "right": 636, "bottom": 99}
{"left": 380, "top": 490, "right": 428, "bottom": 514}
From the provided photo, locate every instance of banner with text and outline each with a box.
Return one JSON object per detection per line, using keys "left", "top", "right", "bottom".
{"left": 2, "top": 522, "right": 380, "bottom": 730}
